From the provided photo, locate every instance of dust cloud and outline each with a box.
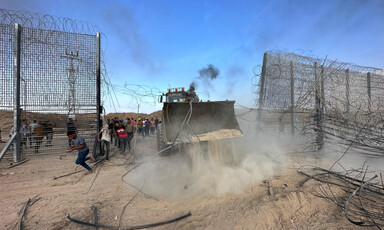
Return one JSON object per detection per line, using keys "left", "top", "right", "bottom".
{"left": 127, "top": 110, "right": 292, "bottom": 200}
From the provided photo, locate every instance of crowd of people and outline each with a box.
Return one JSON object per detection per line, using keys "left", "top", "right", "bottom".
{"left": 67, "top": 116, "right": 160, "bottom": 174}
{"left": 7, "top": 119, "right": 54, "bottom": 153}
{"left": 98, "top": 116, "right": 160, "bottom": 156}
{"left": 1, "top": 116, "right": 160, "bottom": 173}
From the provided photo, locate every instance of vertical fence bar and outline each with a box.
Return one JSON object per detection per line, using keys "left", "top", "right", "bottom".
{"left": 367, "top": 72, "right": 371, "bottom": 111}
{"left": 320, "top": 65, "right": 325, "bottom": 148}
{"left": 13, "top": 23, "right": 21, "bottom": 162}
{"left": 345, "top": 69, "right": 350, "bottom": 114}
{"left": 314, "top": 62, "right": 320, "bottom": 114}
{"left": 257, "top": 52, "right": 267, "bottom": 130}
{"left": 320, "top": 65, "right": 325, "bottom": 115}
{"left": 314, "top": 62, "right": 323, "bottom": 149}
{"left": 94, "top": 32, "right": 102, "bottom": 158}
{"left": 290, "top": 61, "right": 295, "bottom": 137}
{"left": 96, "top": 32, "right": 101, "bottom": 132}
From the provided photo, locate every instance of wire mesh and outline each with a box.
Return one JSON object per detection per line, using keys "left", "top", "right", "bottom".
{"left": 253, "top": 51, "right": 384, "bottom": 227}
{"left": 260, "top": 51, "right": 384, "bottom": 111}
{"left": 0, "top": 9, "right": 99, "bottom": 159}
{"left": 0, "top": 23, "right": 14, "bottom": 109}
{"left": 255, "top": 51, "right": 384, "bottom": 156}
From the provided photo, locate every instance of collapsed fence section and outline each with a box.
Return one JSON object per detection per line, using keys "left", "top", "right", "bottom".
{"left": 0, "top": 9, "right": 102, "bottom": 162}
{"left": 256, "top": 51, "right": 384, "bottom": 156}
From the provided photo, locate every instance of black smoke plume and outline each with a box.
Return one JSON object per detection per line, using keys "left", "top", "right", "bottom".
{"left": 188, "top": 82, "right": 196, "bottom": 93}
{"left": 198, "top": 64, "right": 220, "bottom": 80}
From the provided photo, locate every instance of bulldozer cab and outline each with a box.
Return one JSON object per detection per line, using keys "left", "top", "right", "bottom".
{"left": 166, "top": 91, "right": 188, "bottom": 102}
{"left": 159, "top": 87, "right": 193, "bottom": 103}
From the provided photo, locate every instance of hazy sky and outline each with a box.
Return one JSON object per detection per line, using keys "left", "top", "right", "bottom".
{"left": 1, "top": 0, "right": 384, "bottom": 113}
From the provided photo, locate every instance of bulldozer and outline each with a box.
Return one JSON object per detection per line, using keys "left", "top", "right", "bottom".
{"left": 157, "top": 87, "right": 242, "bottom": 155}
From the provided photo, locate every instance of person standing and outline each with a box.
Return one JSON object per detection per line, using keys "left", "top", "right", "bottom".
{"left": 122, "top": 117, "right": 128, "bottom": 126}
{"left": 115, "top": 121, "right": 127, "bottom": 154}
{"left": 97, "top": 123, "right": 113, "bottom": 160}
{"left": 20, "top": 120, "right": 27, "bottom": 148}
{"left": 67, "top": 130, "right": 95, "bottom": 173}
{"left": 44, "top": 121, "right": 53, "bottom": 147}
{"left": 137, "top": 118, "right": 144, "bottom": 138}
{"left": 125, "top": 119, "right": 135, "bottom": 151}
{"left": 150, "top": 118, "right": 155, "bottom": 135}
{"left": 154, "top": 117, "right": 159, "bottom": 130}
{"left": 110, "top": 119, "right": 116, "bottom": 146}
{"left": 131, "top": 118, "right": 137, "bottom": 126}
{"left": 144, "top": 119, "right": 151, "bottom": 136}
{"left": 9, "top": 126, "right": 14, "bottom": 150}
{"left": 66, "top": 118, "right": 77, "bottom": 147}
{"left": 34, "top": 122, "right": 44, "bottom": 153}
{"left": 29, "top": 120, "right": 37, "bottom": 147}
{"left": 113, "top": 120, "right": 120, "bottom": 147}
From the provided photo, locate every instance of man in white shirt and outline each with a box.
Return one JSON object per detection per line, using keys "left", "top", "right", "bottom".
{"left": 98, "top": 123, "right": 113, "bottom": 160}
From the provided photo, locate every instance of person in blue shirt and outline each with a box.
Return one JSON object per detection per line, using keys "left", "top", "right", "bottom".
{"left": 67, "top": 131, "right": 95, "bottom": 173}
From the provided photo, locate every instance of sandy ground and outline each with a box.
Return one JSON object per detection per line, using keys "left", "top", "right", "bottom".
{"left": 0, "top": 133, "right": 376, "bottom": 230}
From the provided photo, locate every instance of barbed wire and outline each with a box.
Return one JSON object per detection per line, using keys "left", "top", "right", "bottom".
{"left": 256, "top": 50, "right": 384, "bottom": 111}
{"left": 0, "top": 8, "right": 124, "bottom": 114}
{"left": 110, "top": 83, "right": 162, "bottom": 111}
{"left": 0, "top": 8, "right": 100, "bottom": 34}
{"left": 253, "top": 50, "right": 384, "bottom": 155}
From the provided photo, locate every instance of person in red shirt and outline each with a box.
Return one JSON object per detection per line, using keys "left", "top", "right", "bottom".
{"left": 114, "top": 121, "right": 127, "bottom": 154}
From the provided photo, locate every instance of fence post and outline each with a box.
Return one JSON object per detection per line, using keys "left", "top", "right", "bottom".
{"left": 257, "top": 52, "right": 267, "bottom": 130}
{"left": 96, "top": 32, "right": 101, "bottom": 133}
{"left": 314, "top": 62, "right": 323, "bottom": 150}
{"left": 13, "top": 23, "right": 22, "bottom": 162}
{"left": 93, "top": 32, "right": 102, "bottom": 158}
{"left": 314, "top": 62, "right": 320, "bottom": 114}
{"left": 345, "top": 69, "right": 350, "bottom": 114}
{"left": 320, "top": 65, "right": 325, "bottom": 115}
{"left": 290, "top": 61, "right": 295, "bottom": 137}
{"left": 367, "top": 72, "right": 371, "bottom": 111}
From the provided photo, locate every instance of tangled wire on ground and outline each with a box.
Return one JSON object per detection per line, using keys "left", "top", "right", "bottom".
{"left": 299, "top": 164, "right": 384, "bottom": 229}
{"left": 66, "top": 136, "right": 192, "bottom": 229}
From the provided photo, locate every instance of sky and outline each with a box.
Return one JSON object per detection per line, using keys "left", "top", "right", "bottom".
{"left": 1, "top": 0, "right": 384, "bottom": 113}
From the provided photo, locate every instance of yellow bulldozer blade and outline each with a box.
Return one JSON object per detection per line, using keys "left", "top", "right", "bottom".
{"left": 162, "top": 101, "right": 242, "bottom": 143}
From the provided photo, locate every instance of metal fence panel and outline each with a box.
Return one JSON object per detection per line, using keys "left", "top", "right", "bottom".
{"left": 0, "top": 23, "right": 98, "bottom": 159}
{"left": 257, "top": 51, "right": 384, "bottom": 156}
{"left": 0, "top": 24, "right": 14, "bottom": 109}
{"left": 261, "top": 52, "right": 384, "bottom": 113}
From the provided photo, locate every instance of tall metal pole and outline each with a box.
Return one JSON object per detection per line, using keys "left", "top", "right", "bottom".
{"left": 257, "top": 52, "right": 267, "bottom": 130}
{"left": 96, "top": 32, "right": 101, "bottom": 133}
{"left": 314, "top": 62, "right": 320, "bottom": 114}
{"left": 314, "top": 62, "right": 323, "bottom": 150}
{"left": 320, "top": 65, "right": 325, "bottom": 115}
{"left": 367, "top": 72, "right": 371, "bottom": 112}
{"left": 61, "top": 51, "right": 81, "bottom": 117}
{"left": 13, "top": 23, "right": 21, "bottom": 162}
{"left": 345, "top": 69, "right": 350, "bottom": 114}
{"left": 290, "top": 61, "right": 295, "bottom": 137}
